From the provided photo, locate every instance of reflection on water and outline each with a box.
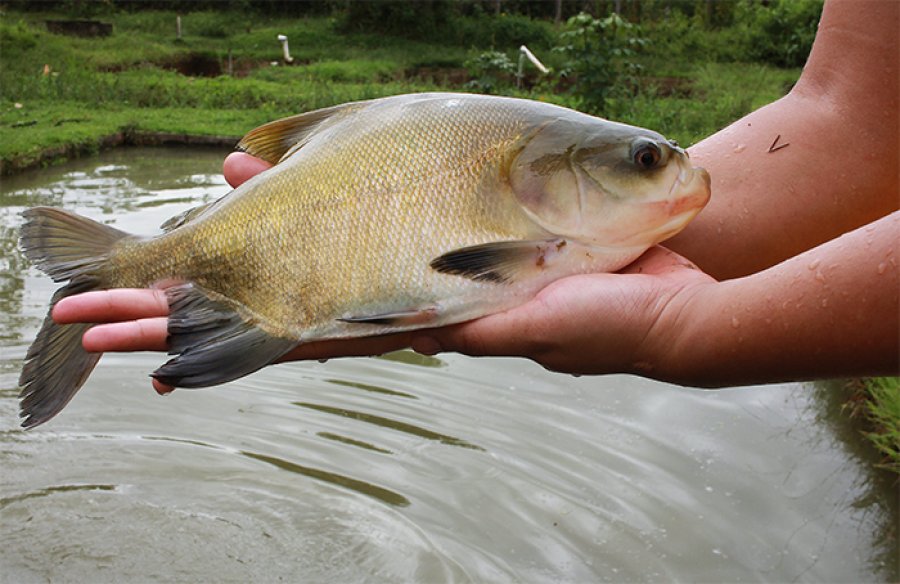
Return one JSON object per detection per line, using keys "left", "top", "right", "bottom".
{"left": 326, "top": 377, "right": 418, "bottom": 399}
{"left": 294, "top": 401, "right": 483, "bottom": 450}
{"left": 241, "top": 450, "right": 410, "bottom": 507}
{"left": 0, "top": 147, "right": 897, "bottom": 582}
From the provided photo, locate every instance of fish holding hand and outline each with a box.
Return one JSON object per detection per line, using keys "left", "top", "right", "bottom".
{"left": 18, "top": 93, "right": 711, "bottom": 428}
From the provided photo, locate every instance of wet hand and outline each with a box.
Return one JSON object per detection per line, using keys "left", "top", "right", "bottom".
{"left": 414, "top": 245, "right": 716, "bottom": 377}
{"left": 52, "top": 288, "right": 417, "bottom": 395}
{"left": 53, "top": 245, "right": 716, "bottom": 393}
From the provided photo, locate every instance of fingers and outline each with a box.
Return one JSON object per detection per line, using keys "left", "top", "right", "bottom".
{"left": 223, "top": 152, "right": 273, "bottom": 188}
{"left": 53, "top": 289, "right": 170, "bottom": 324}
{"left": 411, "top": 306, "right": 546, "bottom": 359}
{"left": 618, "top": 245, "right": 700, "bottom": 276}
{"left": 81, "top": 318, "right": 169, "bottom": 352}
{"left": 152, "top": 378, "right": 175, "bottom": 396}
{"left": 51, "top": 287, "right": 169, "bottom": 356}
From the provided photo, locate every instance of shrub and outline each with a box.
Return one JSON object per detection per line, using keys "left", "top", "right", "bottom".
{"left": 464, "top": 50, "right": 516, "bottom": 94}
{"left": 0, "top": 19, "right": 39, "bottom": 51}
{"left": 735, "top": 0, "right": 823, "bottom": 68}
{"left": 457, "top": 12, "right": 555, "bottom": 49}
{"left": 553, "top": 12, "right": 647, "bottom": 115}
{"left": 336, "top": 1, "right": 455, "bottom": 41}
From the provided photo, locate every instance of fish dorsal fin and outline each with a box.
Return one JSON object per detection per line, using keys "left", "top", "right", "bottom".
{"left": 237, "top": 101, "right": 363, "bottom": 164}
{"left": 430, "top": 238, "right": 567, "bottom": 284}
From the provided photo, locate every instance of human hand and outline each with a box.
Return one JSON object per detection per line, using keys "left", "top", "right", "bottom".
{"left": 53, "top": 250, "right": 715, "bottom": 393}
{"left": 411, "top": 245, "right": 716, "bottom": 377}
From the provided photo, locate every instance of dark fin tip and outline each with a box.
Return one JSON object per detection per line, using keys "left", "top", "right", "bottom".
{"left": 152, "top": 284, "right": 298, "bottom": 388}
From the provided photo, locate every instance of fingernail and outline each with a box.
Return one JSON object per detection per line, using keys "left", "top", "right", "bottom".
{"left": 411, "top": 336, "right": 441, "bottom": 356}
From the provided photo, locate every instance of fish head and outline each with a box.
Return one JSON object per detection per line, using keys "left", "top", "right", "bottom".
{"left": 509, "top": 117, "right": 711, "bottom": 248}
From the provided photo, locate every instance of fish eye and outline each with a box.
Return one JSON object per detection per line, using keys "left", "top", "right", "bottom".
{"left": 632, "top": 142, "right": 662, "bottom": 171}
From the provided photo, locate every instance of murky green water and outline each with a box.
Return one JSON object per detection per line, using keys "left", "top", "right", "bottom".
{"left": 1, "top": 147, "right": 896, "bottom": 583}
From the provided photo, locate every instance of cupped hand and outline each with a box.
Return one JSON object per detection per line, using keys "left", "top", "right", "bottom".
{"left": 412, "top": 245, "right": 715, "bottom": 377}
{"left": 51, "top": 151, "right": 717, "bottom": 394}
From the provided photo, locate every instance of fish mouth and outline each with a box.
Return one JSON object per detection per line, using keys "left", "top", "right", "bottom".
{"left": 595, "top": 164, "right": 710, "bottom": 249}
{"left": 664, "top": 168, "right": 710, "bottom": 217}
{"left": 647, "top": 165, "right": 710, "bottom": 241}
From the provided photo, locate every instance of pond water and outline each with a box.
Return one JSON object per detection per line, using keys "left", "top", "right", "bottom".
{"left": 1, "top": 147, "right": 896, "bottom": 583}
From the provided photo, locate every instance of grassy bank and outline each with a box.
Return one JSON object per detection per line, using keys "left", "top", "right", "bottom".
{"left": 1, "top": 9, "right": 798, "bottom": 173}
{"left": 845, "top": 378, "right": 900, "bottom": 476}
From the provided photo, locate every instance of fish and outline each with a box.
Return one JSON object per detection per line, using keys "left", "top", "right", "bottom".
{"left": 17, "top": 92, "right": 711, "bottom": 428}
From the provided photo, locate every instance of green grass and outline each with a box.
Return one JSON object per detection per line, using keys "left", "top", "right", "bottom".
{"left": 862, "top": 378, "right": 900, "bottom": 474}
{"left": 1, "top": 8, "right": 802, "bottom": 170}
{"left": 607, "top": 62, "right": 799, "bottom": 146}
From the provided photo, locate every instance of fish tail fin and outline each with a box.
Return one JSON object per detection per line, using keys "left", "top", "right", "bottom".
{"left": 18, "top": 207, "right": 131, "bottom": 428}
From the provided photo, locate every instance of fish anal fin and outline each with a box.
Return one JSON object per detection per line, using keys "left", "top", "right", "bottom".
{"left": 152, "top": 284, "right": 298, "bottom": 388}
{"left": 338, "top": 305, "right": 440, "bottom": 326}
{"left": 430, "top": 239, "right": 567, "bottom": 284}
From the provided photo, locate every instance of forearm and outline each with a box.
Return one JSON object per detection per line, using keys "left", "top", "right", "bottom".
{"left": 670, "top": 89, "right": 898, "bottom": 280}
{"left": 661, "top": 212, "right": 899, "bottom": 386}
{"left": 668, "top": 0, "right": 899, "bottom": 280}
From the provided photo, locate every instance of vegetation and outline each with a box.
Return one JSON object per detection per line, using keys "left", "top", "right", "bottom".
{"left": 552, "top": 12, "right": 647, "bottom": 114}
{"left": 1, "top": 3, "right": 808, "bottom": 172}
{"left": 844, "top": 378, "right": 900, "bottom": 476}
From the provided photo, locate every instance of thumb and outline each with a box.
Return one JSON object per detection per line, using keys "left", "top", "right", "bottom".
{"left": 411, "top": 301, "right": 549, "bottom": 358}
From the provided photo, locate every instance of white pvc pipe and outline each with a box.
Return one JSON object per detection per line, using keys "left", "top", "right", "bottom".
{"left": 277, "top": 34, "right": 294, "bottom": 64}
{"left": 520, "top": 45, "right": 549, "bottom": 74}
{"left": 517, "top": 44, "right": 549, "bottom": 88}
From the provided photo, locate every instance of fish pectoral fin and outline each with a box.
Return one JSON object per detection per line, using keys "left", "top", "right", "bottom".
{"left": 337, "top": 305, "right": 440, "bottom": 326}
{"left": 430, "top": 238, "right": 567, "bottom": 284}
{"left": 237, "top": 101, "right": 363, "bottom": 164}
{"left": 152, "top": 284, "right": 298, "bottom": 388}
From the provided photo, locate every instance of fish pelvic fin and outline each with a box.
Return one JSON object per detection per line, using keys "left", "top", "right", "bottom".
{"left": 152, "top": 284, "right": 298, "bottom": 388}
{"left": 237, "top": 101, "right": 364, "bottom": 164}
{"left": 18, "top": 207, "right": 131, "bottom": 428}
{"left": 430, "top": 239, "right": 568, "bottom": 284}
{"left": 338, "top": 305, "right": 440, "bottom": 326}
